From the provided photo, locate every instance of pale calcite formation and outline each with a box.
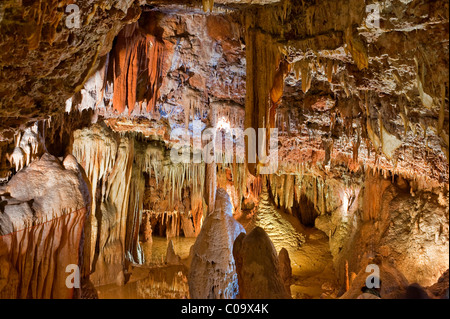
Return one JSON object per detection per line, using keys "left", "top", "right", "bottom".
{"left": 0, "top": 153, "right": 90, "bottom": 299}
{"left": 188, "top": 188, "right": 245, "bottom": 299}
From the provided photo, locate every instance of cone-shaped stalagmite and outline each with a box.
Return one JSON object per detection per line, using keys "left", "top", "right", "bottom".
{"left": 188, "top": 188, "right": 245, "bottom": 299}
{"left": 233, "top": 227, "right": 291, "bottom": 299}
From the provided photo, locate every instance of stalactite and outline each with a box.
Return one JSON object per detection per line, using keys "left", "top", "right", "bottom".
{"left": 300, "top": 60, "right": 312, "bottom": 94}
{"left": 379, "top": 116, "right": 402, "bottom": 161}
{"left": 326, "top": 59, "right": 334, "bottom": 83}
{"left": 6, "top": 123, "right": 43, "bottom": 173}
{"left": 399, "top": 111, "right": 409, "bottom": 136}
{"left": 269, "top": 60, "right": 290, "bottom": 129}
{"left": 344, "top": 26, "right": 369, "bottom": 70}
{"left": 352, "top": 129, "right": 360, "bottom": 164}
{"left": 109, "top": 22, "right": 165, "bottom": 115}
{"left": 244, "top": 17, "right": 281, "bottom": 176}
{"left": 72, "top": 125, "right": 151, "bottom": 285}
{"left": 202, "top": 0, "right": 214, "bottom": 12}
{"left": 284, "top": 174, "right": 294, "bottom": 211}
{"left": 320, "top": 179, "right": 325, "bottom": 216}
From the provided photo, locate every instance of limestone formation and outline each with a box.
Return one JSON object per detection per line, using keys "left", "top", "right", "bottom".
{"left": 278, "top": 248, "right": 293, "bottom": 296}
{"left": 0, "top": 153, "right": 90, "bottom": 298}
{"left": 233, "top": 227, "right": 291, "bottom": 299}
{"left": 0, "top": 0, "right": 447, "bottom": 301}
{"left": 188, "top": 188, "right": 245, "bottom": 299}
{"left": 166, "top": 239, "right": 182, "bottom": 265}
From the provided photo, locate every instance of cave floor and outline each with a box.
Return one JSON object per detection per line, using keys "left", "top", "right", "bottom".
{"left": 289, "top": 227, "right": 338, "bottom": 299}
{"left": 95, "top": 229, "right": 338, "bottom": 299}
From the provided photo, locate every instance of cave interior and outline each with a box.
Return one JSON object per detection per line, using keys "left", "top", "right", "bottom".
{"left": 0, "top": 0, "right": 449, "bottom": 300}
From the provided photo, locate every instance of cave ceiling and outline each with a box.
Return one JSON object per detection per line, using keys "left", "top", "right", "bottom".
{"left": 0, "top": 0, "right": 448, "bottom": 185}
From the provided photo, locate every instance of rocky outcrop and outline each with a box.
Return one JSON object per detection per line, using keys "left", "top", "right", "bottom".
{"left": 233, "top": 226, "right": 291, "bottom": 299}
{"left": 340, "top": 257, "right": 410, "bottom": 299}
{"left": 188, "top": 188, "right": 245, "bottom": 299}
{"left": 427, "top": 269, "right": 449, "bottom": 299}
{"left": 311, "top": 170, "right": 449, "bottom": 289}
{"left": 278, "top": 248, "right": 292, "bottom": 296}
{"left": 0, "top": 0, "right": 142, "bottom": 133}
{"left": 166, "top": 239, "right": 182, "bottom": 264}
{"left": 0, "top": 153, "right": 90, "bottom": 298}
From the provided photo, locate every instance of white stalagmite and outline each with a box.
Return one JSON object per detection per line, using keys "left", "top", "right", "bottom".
{"left": 188, "top": 188, "right": 245, "bottom": 299}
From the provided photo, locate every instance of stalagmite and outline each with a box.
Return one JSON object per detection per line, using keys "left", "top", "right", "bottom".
{"left": 278, "top": 248, "right": 292, "bottom": 296}
{"left": 188, "top": 188, "right": 245, "bottom": 299}
{"left": 166, "top": 239, "right": 181, "bottom": 265}
{"left": 233, "top": 227, "right": 291, "bottom": 299}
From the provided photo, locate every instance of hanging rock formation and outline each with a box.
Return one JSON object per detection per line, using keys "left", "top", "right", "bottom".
{"left": 108, "top": 21, "right": 165, "bottom": 115}
{"left": 72, "top": 123, "right": 142, "bottom": 286}
{"left": 0, "top": 0, "right": 141, "bottom": 131}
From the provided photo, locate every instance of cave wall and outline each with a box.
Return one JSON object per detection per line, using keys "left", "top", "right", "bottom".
{"left": 0, "top": 0, "right": 448, "bottom": 299}
{"left": 0, "top": 153, "right": 90, "bottom": 298}
{"left": 0, "top": 0, "right": 143, "bottom": 133}
{"left": 311, "top": 170, "right": 449, "bottom": 288}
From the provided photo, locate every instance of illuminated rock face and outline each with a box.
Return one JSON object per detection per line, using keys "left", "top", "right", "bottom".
{"left": 0, "top": 153, "right": 90, "bottom": 298}
{"left": 340, "top": 257, "right": 410, "bottom": 299}
{"left": 0, "top": 0, "right": 448, "bottom": 300}
{"left": 72, "top": 124, "right": 145, "bottom": 286}
{"left": 107, "top": 21, "right": 165, "bottom": 115}
{"left": 188, "top": 188, "right": 245, "bottom": 299}
{"left": 0, "top": 0, "right": 141, "bottom": 132}
{"left": 233, "top": 227, "right": 291, "bottom": 299}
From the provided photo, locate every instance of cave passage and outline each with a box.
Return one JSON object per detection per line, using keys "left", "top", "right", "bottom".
{"left": 0, "top": 0, "right": 448, "bottom": 301}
